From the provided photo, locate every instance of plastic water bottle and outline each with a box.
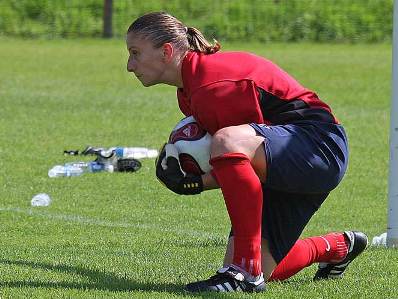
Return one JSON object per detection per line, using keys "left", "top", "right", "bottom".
{"left": 80, "top": 146, "right": 158, "bottom": 160}
{"left": 48, "top": 164, "right": 83, "bottom": 177}
{"left": 114, "top": 147, "right": 158, "bottom": 159}
{"left": 48, "top": 161, "right": 114, "bottom": 178}
{"left": 31, "top": 193, "right": 52, "bottom": 207}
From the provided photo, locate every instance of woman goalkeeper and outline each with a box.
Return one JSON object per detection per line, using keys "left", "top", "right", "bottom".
{"left": 125, "top": 12, "right": 368, "bottom": 293}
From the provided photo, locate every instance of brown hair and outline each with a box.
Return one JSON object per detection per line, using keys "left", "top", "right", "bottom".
{"left": 127, "top": 12, "right": 220, "bottom": 54}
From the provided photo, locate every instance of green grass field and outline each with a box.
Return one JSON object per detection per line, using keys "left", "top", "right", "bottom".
{"left": 0, "top": 38, "right": 396, "bottom": 298}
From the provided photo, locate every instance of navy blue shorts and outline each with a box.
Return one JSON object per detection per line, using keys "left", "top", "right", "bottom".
{"left": 251, "top": 121, "right": 348, "bottom": 194}
{"left": 231, "top": 120, "right": 349, "bottom": 263}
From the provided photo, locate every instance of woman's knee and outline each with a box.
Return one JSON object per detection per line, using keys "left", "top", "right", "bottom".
{"left": 211, "top": 127, "right": 239, "bottom": 156}
{"left": 211, "top": 125, "right": 264, "bottom": 156}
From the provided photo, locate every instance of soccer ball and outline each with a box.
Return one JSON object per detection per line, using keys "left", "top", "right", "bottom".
{"left": 169, "top": 116, "right": 212, "bottom": 175}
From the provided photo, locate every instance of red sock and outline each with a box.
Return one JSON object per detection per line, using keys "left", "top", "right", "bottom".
{"left": 210, "top": 153, "right": 263, "bottom": 276}
{"left": 269, "top": 232, "right": 349, "bottom": 281}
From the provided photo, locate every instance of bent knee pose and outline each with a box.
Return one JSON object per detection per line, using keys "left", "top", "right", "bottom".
{"left": 126, "top": 12, "right": 368, "bottom": 293}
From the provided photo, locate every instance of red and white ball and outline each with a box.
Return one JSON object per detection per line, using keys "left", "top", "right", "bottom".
{"left": 169, "top": 116, "right": 212, "bottom": 175}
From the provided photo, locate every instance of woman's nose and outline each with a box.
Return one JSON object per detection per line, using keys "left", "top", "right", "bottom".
{"left": 127, "top": 58, "right": 136, "bottom": 72}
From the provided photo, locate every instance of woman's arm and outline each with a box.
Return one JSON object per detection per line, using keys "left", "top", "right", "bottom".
{"left": 201, "top": 172, "right": 219, "bottom": 190}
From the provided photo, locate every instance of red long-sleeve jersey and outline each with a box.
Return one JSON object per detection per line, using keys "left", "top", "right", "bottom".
{"left": 177, "top": 51, "right": 337, "bottom": 135}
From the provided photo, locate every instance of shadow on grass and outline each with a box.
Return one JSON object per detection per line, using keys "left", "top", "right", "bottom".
{"left": 0, "top": 259, "right": 316, "bottom": 297}
{"left": 0, "top": 259, "right": 184, "bottom": 295}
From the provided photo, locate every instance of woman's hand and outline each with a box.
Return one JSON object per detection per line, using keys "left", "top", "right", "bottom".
{"left": 156, "top": 144, "right": 204, "bottom": 195}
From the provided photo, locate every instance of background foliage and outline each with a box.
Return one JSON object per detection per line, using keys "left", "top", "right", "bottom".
{"left": 0, "top": 0, "right": 393, "bottom": 42}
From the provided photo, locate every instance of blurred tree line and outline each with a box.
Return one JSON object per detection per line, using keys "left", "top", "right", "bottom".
{"left": 0, "top": 0, "right": 393, "bottom": 42}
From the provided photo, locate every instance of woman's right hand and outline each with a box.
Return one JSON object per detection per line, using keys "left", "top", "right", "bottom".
{"left": 155, "top": 143, "right": 204, "bottom": 195}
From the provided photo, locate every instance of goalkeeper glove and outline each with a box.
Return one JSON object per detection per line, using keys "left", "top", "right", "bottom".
{"left": 156, "top": 143, "right": 203, "bottom": 195}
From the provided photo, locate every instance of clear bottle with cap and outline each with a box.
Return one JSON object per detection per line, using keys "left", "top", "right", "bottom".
{"left": 80, "top": 146, "right": 158, "bottom": 160}
{"left": 113, "top": 147, "right": 158, "bottom": 159}
{"left": 48, "top": 161, "right": 114, "bottom": 178}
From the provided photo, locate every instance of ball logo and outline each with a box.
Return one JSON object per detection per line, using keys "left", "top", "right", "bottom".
{"left": 183, "top": 126, "right": 193, "bottom": 137}
{"left": 169, "top": 123, "right": 206, "bottom": 144}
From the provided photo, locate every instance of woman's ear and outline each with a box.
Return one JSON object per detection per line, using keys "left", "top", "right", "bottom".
{"left": 162, "top": 43, "right": 174, "bottom": 63}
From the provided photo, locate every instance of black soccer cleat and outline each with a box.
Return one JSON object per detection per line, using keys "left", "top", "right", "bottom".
{"left": 313, "top": 231, "right": 368, "bottom": 280}
{"left": 184, "top": 266, "right": 266, "bottom": 293}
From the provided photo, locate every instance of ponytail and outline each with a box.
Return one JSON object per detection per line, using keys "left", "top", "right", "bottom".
{"left": 127, "top": 12, "right": 221, "bottom": 55}
{"left": 186, "top": 26, "right": 221, "bottom": 54}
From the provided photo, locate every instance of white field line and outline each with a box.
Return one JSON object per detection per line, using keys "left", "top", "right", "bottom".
{"left": 0, "top": 206, "right": 223, "bottom": 239}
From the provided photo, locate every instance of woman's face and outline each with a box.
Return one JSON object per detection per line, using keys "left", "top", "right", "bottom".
{"left": 126, "top": 33, "right": 167, "bottom": 87}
